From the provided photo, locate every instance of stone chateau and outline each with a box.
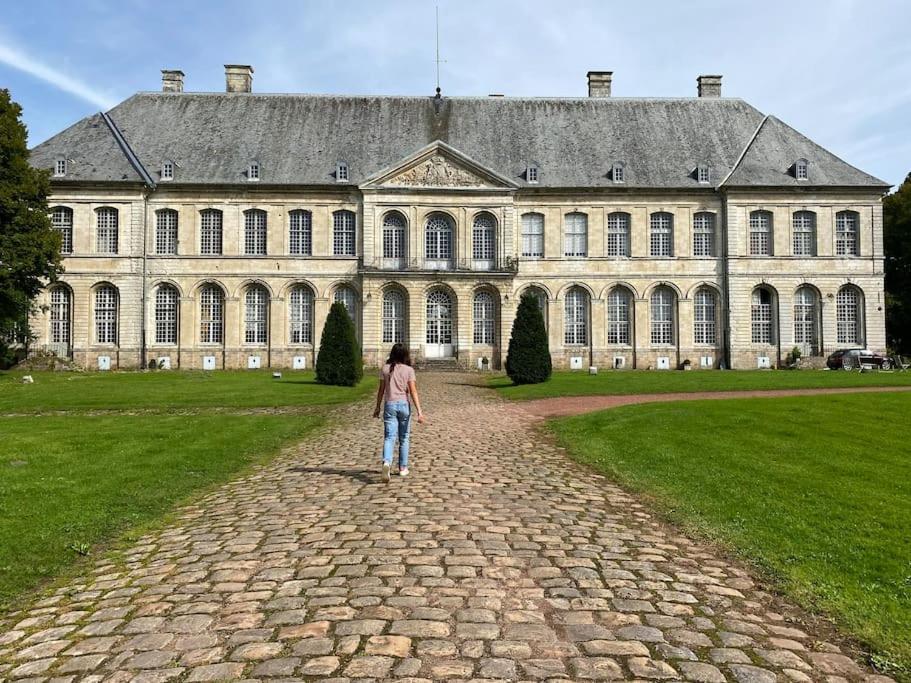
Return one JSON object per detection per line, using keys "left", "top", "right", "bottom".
{"left": 28, "top": 66, "right": 888, "bottom": 370}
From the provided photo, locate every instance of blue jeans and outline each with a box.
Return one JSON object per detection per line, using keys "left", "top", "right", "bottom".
{"left": 382, "top": 400, "right": 411, "bottom": 467}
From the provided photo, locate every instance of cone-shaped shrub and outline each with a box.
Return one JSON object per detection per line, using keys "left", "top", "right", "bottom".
{"left": 505, "top": 292, "right": 552, "bottom": 384}
{"left": 315, "top": 301, "right": 363, "bottom": 386}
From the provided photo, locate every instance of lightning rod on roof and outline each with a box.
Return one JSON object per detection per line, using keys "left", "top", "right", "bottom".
{"left": 435, "top": 3, "right": 446, "bottom": 98}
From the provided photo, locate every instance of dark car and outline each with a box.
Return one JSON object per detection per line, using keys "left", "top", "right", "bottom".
{"left": 826, "top": 348, "right": 892, "bottom": 370}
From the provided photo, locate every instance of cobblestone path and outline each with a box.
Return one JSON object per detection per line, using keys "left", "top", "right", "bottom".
{"left": 0, "top": 374, "right": 891, "bottom": 682}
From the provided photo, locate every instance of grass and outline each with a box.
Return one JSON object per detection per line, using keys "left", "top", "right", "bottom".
{"left": 550, "top": 393, "right": 911, "bottom": 676}
{"left": 492, "top": 368, "right": 911, "bottom": 400}
{"left": 0, "top": 369, "right": 374, "bottom": 612}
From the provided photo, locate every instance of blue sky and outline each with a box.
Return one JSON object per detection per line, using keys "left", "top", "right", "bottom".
{"left": 2, "top": 0, "right": 909, "bottom": 187}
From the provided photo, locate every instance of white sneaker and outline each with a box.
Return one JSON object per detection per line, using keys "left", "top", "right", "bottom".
{"left": 382, "top": 462, "right": 390, "bottom": 483}
{"left": 399, "top": 467, "right": 409, "bottom": 477}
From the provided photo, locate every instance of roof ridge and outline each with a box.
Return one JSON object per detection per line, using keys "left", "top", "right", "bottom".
{"left": 101, "top": 111, "right": 155, "bottom": 187}
{"left": 717, "top": 114, "right": 769, "bottom": 188}
{"left": 131, "top": 91, "right": 749, "bottom": 103}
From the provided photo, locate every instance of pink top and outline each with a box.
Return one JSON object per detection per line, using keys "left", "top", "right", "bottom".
{"left": 380, "top": 363, "right": 416, "bottom": 403}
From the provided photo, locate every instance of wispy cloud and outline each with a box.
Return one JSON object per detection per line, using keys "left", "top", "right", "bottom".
{"left": 0, "top": 41, "right": 117, "bottom": 110}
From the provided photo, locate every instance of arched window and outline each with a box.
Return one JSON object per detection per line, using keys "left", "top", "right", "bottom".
{"left": 96, "top": 207, "right": 119, "bottom": 254}
{"left": 244, "top": 286, "right": 268, "bottom": 344}
{"left": 51, "top": 207, "right": 73, "bottom": 255}
{"left": 523, "top": 286, "right": 548, "bottom": 329}
{"left": 694, "top": 288, "right": 717, "bottom": 345}
{"left": 751, "top": 288, "right": 775, "bottom": 344}
{"left": 749, "top": 210, "right": 773, "bottom": 256}
{"left": 564, "top": 287, "right": 588, "bottom": 345}
{"left": 199, "top": 285, "right": 224, "bottom": 344}
{"left": 693, "top": 212, "right": 715, "bottom": 257}
{"left": 289, "top": 210, "right": 312, "bottom": 256}
{"left": 156, "top": 209, "right": 178, "bottom": 255}
{"left": 836, "top": 211, "right": 859, "bottom": 256}
{"left": 836, "top": 286, "right": 863, "bottom": 345}
{"left": 793, "top": 211, "right": 817, "bottom": 256}
{"left": 473, "top": 291, "right": 496, "bottom": 344}
{"left": 289, "top": 286, "right": 314, "bottom": 345}
{"left": 155, "top": 285, "right": 178, "bottom": 344}
{"left": 794, "top": 286, "right": 818, "bottom": 354}
{"left": 607, "top": 288, "right": 631, "bottom": 345}
{"left": 564, "top": 212, "right": 588, "bottom": 257}
{"left": 521, "top": 213, "right": 544, "bottom": 259}
{"left": 200, "top": 209, "right": 223, "bottom": 255}
{"left": 607, "top": 212, "right": 631, "bottom": 257}
{"left": 244, "top": 209, "right": 267, "bottom": 255}
{"left": 650, "top": 212, "right": 673, "bottom": 257}
{"left": 650, "top": 287, "right": 675, "bottom": 345}
{"left": 333, "top": 210, "right": 356, "bottom": 256}
{"left": 472, "top": 213, "right": 496, "bottom": 270}
{"left": 382, "top": 289, "right": 406, "bottom": 344}
{"left": 334, "top": 285, "right": 358, "bottom": 321}
{"left": 49, "top": 287, "right": 71, "bottom": 344}
{"left": 383, "top": 212, "right": 406, "bottom": 266}
{"left": 94, "top": 285, "right": 118, "bottom": 344}
{"left": 425, "top": 213, "right": 453, "bottom": 268}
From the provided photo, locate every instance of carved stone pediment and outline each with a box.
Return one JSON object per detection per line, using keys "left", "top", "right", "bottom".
{"left": 385, "top": 154, "right": 491, "bottom": 188}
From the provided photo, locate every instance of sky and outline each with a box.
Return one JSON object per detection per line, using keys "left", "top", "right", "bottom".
{"left": 2, "top": 0, "right": 909, "bottom": 188}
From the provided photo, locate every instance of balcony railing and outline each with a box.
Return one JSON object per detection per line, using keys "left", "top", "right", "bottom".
{"left": 361, "top": 256, "right": 519, "bottom": 274}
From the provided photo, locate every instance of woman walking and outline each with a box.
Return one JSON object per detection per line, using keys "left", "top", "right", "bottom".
{"left": 373, "top": 343, "right": 425, "bottom": 482}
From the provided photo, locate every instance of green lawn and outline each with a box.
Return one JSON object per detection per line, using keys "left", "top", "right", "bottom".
{"left": 550, "top": 393, "right": 911, "bottom": 676}
{"left": 0, "top": 370, "right": 374, "bottom": 612}
{"left": 492, "top": 369, "right": 911, "bottom": 400}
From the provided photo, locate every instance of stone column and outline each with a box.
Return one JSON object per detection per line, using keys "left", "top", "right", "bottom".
{"left": 634, "top": 297, "right": 650, "bottom": 369}
{"left": 590, "top": 294, "right": 605, "bottom": 366}
{"left": 269, "top": 295, "right": 285, "bottom": 367}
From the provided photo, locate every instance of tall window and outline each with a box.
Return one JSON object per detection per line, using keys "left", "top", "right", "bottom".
{"left": 650, "top": 287, "right": 675, "bottom": 345}
{"left": 333, "top": 210, "right": 356, "bottom": 256}
{"left": 607, "top": 212, "right": 630, "bottom": 257}
{"left": 49, "top": 287, "right": 71, "bottom": 344}
{"left": 383, "top": 212, "right": 406, "bottom": 263}
{"left": 161, "top": 161, "right": 174, "bottom": 181}
{"left": 749, "top": 210, "right": 773, "bottom": 256}
{"left": 199, "top": 285, "right": 224, "bottom": 344}
{"left": 521, "top": 213, "right": 544, "bottom": 258}
{"left": 94, "top": 285, "right": 118, "bottom": 344}
{"left": 244, "top": 209, "right": 267, "bottom": 255}
{"left": 794, "top": 286, "right": 818, "bottom": 353}
{"left": 248, "top": 161, "right": 260, "bottom": 181}
{"left": 751, "top": 288, "right": 774, "bottom": 344}
{"left": 51, "top": 207, "right": 73, "bottom": 254}
{"left": 836, "top": 211, "right": 859, "bottom": 256}
{"left": 96, "top": 207, "right": 119, "bottom": 254}
{"left": 156, "top": 209, "right": 178, "bottom": 255}
{"left": 472, "top": 213, "right": 496, "bottom": 268}
{"left": 473, "top": 291, "right": 496, "bottom": 344}
{"left": 693, "top": 288, "right": 717, "bottom": 345}
{"left": 244, "top": 286, "right": 268, "bottom": 344}
{"left": 289, "top": 286, "right": 314, "bottom": 344}
{"left": 382, "top": 289, "right": 406, "bottom": 344}
{"left": 792, "top": 211, "right": 816, "bottom": 256}
{"left": 607, "top": 288, "right": 631, "bottom": 345}
{"left": 200, "top": 209, "right": 223, "bottom": 255}
{"left": 697, "top": 165, "right": 711, "bottom": 184}
{"left": 336, "top": 161, "right": 349, "bottom": 182}
{"left": 54, "top": 158, "right": 67, "bottom": 177}
{"left": 650, "top": 212, "right": 673, "bottom": 257}
{"left": 523, "top": 287, "right": 548, "bottom": 329}
{"left": 836, "top": 286, "right": 863, "bottom": 345}
{"left": 155, "top": 285, "right": 178, "bottom": 344}
{"left": 425, "top": 213, "right": 453, "bottom": 266}
{"left": 289, "top": 210, "right": 312, "bottom": 256}
{"left": 334, "top": 286, "right": 357, "bottom": 321}
{"left": 692, "top": 212, "right": 715, "bottom": 257}
{"left": 795, "top": 158, "right": 809, "bottom": 180}
{"left": 612, "top": 162, "right": 625, "bottom": 183}
{"left": 564, "top": 213, "right": 588, "bottom": 257}
{"left": 564, "top": 287, "right": 588, "bottom": 345}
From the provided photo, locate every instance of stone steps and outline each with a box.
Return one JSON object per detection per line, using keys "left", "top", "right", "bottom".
{"left": 417, "top": 359, "right": 462, "bottom": 372}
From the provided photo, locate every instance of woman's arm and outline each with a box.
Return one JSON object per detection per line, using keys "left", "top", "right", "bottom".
{"left": 407, "top": 379, "right": 425, "bottom": 424}
{"left": 373, "top": 379, "right": 385, "bottom": 418}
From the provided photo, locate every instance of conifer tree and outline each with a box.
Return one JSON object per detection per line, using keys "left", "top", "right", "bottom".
{"left": 505, "top": 292, "right": 551, "bottom": 384}
{"left": 315, "top": 301, "right": 363, "bottom": 386}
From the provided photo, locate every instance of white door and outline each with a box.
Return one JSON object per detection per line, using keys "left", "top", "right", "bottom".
{"left": 425, "top": 290, "right": 454, "bottom": 358}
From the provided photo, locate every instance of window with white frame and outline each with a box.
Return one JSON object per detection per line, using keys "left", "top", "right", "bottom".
{"left": 94, "top": 285, "right": 118, "bottom": 344}
{"left": 526, "top": 165, "right": 539, "bottom": 183}
{"left": 564, "top": 212, "right": 588, "bottom": 257}
{"left": 473, "top": 291, "right": 496, "bottom": 344}
{"left": 792, "top": 211, "right": 816, "bottom": 256}
{"left": 694, "top": 288, "right": 717, "bottom": 345}
{"left": 50, "top": 287, "right": 71, "bottom": 344}
{"left": 795, "top": 158, "right": 809, "bottom": 180}
{"left": 836, "top": 286, "right": 863, "bottom": 345}
{"left": 472, "top": 213, "right": 496, "bottom": 266}
{"left": 200, "top": 209, "right": 223, "bottom": 255}
{"left": 425, "top": 213, "right": 453, "bottom": 264}
{"left": 382, "top": 212, "right": 406, "bottom": 261}
{"left": 749, "top": 211, "right": 773, "bottom": 256}
{"left": 607, "top": 288, "right": 631, "bottom": 345}
{"left": 289, "top": 210, "right": 312, "bottom": 256}
{"left": 333, "top": 210, "right": 356, "bottom": 256}
{"left": 650, "top": 287, "right": 675, "bottom": 345}
{"left": 155, "top": 209, "right": 178, "bottom": 255}
{"left": 607, "top": 212, "right": 630, "bottom": 257}
{"left": 54, "top": 158, "right": 67, "bottom": 177}
{"left": 382, "top": 289, "right": 406, "bottom": 344}
{"left": 161, "top": 161, "right": 174, "bottom": 181}
{"left": 289, "top": 286, "right": 314, "bottom": 344}
{"left": 155, "top": 285, "right": 178, "bottom": 344}
{"left": 650, "top": 212, "right": 673, "bottom": 257}
{"left": 199, "top": 285, "right": 224, "bottom": 344}
{"left": 793, "top": 286, "right": 818, "bottom": 353}
{"left": 564, "top": 287, "right": 588, "bottom": 345}
{"left": 336, "top": 160, "right": 349, "bottom": 182}
{"left": 523, "top": 287, "right": 548, "bottom": 329}
{"left": 244, "top": 286, "right": 268, "bottom": 344}
{"left": 521, "top": 213, "right": 544, "bottom": 258}
{"left": 751, "top": 288, "right": 774, "bottom": 344}
{"left": 51, "top": 206, "right": 73, "bottom": 254}
{"left": 835, "top": 211, "right": 859, "bottom": 256}
{"left": 244, "top": 209, "right": 267, "bottom": 255}
{"left": 692, "top": 212, "right": 715, "bottom": 257}
{"left": 248, "top": 161, "right": 260, "bottom": 181}
{"left": 612, "top": 162, "right": 625, "bottom": 183}
{"left": 697, "top": 165, "right": 710, "bottom": 184}
{"left": 96, "top": 207, "right": 119, "bottom": 254}
{"left": 334, "top": 286, "right": 357, "bottom": 321}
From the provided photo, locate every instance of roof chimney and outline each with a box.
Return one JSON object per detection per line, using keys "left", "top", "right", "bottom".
{"left": 587, "top": 71, "right": 613, "bottom": 98}
{"left": 161, "top": 70, "right": 184, "bottom": 93}
{"left": 225, "top": 65, "right": 254, "bottom": 93}
{"left": 697, "top": 75, "right": 722, "bottom": 98}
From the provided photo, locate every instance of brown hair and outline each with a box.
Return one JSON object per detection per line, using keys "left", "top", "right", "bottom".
{"left": 386, "top": 343, "right": 412, "bottom": 373}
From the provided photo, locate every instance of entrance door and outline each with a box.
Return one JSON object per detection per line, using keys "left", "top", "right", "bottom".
{"left": 425, "top": 290, "right": 454, "bottom": 358}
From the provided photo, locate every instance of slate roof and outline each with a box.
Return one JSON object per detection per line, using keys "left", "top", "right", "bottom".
{"left": 29, "top": 92, "right": 888, "bottom": 189}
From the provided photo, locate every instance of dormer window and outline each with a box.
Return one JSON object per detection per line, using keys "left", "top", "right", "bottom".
{"left": 336, "top": 160, "right": 349, "bottom": 182}
{"left": 54, "top": 158, "right": 67, "bottom": 177}
{"left": 161, "top": 160, "right": 174, "bottom": 181}
{"left": 696, "top": 164, "right": 710, "bottom": 184}
{"left": 611, "top": 162, "right": 625, "bottom": 183}
{"left": 248, "top": 161, "right": 260, "bottom": 181}
{"left": 526, "top": 164, "right": 539, "bottom": 183}
{"left": 795, "top": 158, "right": 809, "bottom": 180}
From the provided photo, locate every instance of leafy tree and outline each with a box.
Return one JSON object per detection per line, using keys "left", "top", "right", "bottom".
{"left": 884, "top": 173, "right": 911, "bottom": 354}
{"left": 315, "top": 301, "right": 363, "bottom": 386}
{"left": 505, "top": 292, "right": 552, "bottom": 384}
